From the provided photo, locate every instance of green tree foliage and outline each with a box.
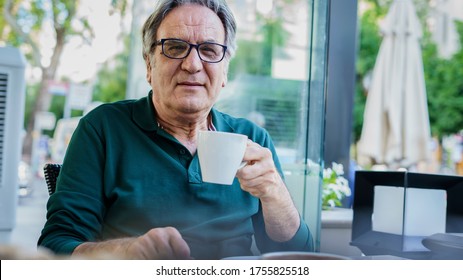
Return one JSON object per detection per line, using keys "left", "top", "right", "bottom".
{"left": 423, "top": 21, "right": 463, "bottom": 138}
{"left": 92, "top": 36, "right": 129, "bottom": 103}
{"left": 1, "top": 0, "right": 127, "bottom": 158}
{"left": 2, "top": 0, "right": 90, "bottom": 157}
{"left": 228, "top": 0, "right": 291, "bottom": 79}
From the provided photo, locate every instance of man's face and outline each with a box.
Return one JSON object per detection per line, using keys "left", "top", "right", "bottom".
{"left": 146, "top": 4, "right": 228, "bottom": 117}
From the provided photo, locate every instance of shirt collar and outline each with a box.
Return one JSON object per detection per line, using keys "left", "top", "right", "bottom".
{"left": 210, "top": 108, "right": 238, "bottom": 133}
{"left": 132, "top": 90, "right": 236, "bottom": 133}
{"left": 132, "top": 90, "right": 158, "bottom": 132}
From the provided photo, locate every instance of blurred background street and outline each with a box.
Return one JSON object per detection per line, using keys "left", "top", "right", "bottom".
{"left": 9, "top": 176, "right": 48, "bottom": 253}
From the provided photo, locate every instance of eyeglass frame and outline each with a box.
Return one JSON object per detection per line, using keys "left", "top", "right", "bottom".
{"left": 153, "top": 38, "right": 228, "bottom": 63}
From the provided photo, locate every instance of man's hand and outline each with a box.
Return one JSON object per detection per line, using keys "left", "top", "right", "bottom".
{"left": 73, "top": 227, "right": 191, "bottom": 260}
{"left": 236, "top": 141, "right": 300, "bottom": 242}
{"left": 237, "top": 141, "right": 285, "bottom": 200}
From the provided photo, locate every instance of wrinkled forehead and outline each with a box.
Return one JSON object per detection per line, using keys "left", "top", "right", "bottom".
{"left": 158, "top": 4, "right": 225, "bottom": 43}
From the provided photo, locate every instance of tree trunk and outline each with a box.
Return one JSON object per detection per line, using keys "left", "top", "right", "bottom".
{"left": 22, "top": 28, "right": 66, "bottom": 161}
{"left": 21, "top": 70, "right": 53, "bottom": 159}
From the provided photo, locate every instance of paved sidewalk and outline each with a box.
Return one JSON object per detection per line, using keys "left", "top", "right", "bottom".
{"left": 9, "top": 177, "right": 49, "bottom": 253}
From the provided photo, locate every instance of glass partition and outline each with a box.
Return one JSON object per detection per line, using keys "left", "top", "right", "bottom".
{"left": 216, "top": 0, "right": 330, "bottom": 251}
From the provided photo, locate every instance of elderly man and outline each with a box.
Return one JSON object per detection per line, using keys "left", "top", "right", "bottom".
{"left": 38, "top": 0, "right": 313, "bottom": 259}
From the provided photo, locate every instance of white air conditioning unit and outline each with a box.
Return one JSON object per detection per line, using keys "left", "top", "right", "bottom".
{"left": 0, "top": 46, "right": 27, "bottom": 242}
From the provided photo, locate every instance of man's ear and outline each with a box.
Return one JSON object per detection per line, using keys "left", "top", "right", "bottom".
{"left": 145, "top": 58, "right": 152, "bottom": 84}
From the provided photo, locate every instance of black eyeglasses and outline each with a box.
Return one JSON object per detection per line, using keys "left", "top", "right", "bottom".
{"left": 155, "top": 38, "right": 228, "bottom": 63}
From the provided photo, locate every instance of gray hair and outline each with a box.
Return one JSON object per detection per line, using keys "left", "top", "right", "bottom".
{"left": 142, "top": 0, "right": 237, "bottom": 61}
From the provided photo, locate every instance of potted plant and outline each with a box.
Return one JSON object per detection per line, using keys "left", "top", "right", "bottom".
{"left": 322, "top": 162, "right": 351, "bottom": 210}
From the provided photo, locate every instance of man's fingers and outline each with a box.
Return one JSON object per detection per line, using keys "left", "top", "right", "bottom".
{"left": 144, "top": 227, "right": 191, "bottom": 259}
{"left": 169, "top": 235, "right": 192, "bottom": 259}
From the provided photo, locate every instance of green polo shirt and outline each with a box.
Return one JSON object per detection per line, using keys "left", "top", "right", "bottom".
{"left": 38, "top": 91, "right": 313, "bottom": 259}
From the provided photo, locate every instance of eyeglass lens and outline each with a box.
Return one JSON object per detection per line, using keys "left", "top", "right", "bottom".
{"left": 162, "top": 39, "right": 225, "bottom": 62}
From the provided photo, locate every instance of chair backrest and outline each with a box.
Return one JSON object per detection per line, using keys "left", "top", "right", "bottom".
{"left": 43, "top": 163, "right": 62, "bottom": 195}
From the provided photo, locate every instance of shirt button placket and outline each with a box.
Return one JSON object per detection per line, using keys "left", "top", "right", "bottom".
{"left": 178, "top": 148, "right": 192, "bottom": 168}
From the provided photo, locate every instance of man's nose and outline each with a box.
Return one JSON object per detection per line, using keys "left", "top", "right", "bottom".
{"left": 181, "top": 47, "right": 203, "bottom": 73}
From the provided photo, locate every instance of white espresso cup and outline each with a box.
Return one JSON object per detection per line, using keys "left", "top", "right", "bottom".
{"left": 197, "top": 131, "right": 248, "bottom": 185}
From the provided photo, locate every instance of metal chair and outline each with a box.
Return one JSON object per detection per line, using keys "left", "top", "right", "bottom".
{"left": 43, "top": 163, "right": 62, "bottom": 195}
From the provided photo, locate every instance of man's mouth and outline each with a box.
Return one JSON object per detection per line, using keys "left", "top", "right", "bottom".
{"left": 178, "top": 81, "right": 203, "bottom": 86}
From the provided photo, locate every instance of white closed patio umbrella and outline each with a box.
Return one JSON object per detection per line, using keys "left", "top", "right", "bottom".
{"left": 357, "top": 0, "right": 431, "bottom": 168}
